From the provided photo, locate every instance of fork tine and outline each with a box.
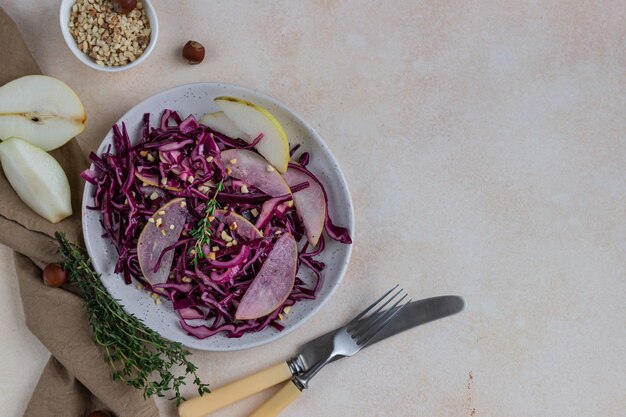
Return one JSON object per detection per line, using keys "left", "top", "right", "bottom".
{"left": 356, "top": 297, "right": 412, "bottom": 347}
{"left": 348, "top": 287, "right": 403, "bottom": 333}
{"left": 346, "top": 284, "right": 399, "bottom": 327}
{"left": 352, "top": 292, "right": 408, "bottom": 339}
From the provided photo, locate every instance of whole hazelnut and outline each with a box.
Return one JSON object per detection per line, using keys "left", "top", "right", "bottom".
{"left": 182, "top": 41, "right": 205, "bottom": 65}
{"left": 113, "top": 0, "right": 137, "bottom": 15}
{"left": 43, "top": 264, "right": 68, "bottom": 288}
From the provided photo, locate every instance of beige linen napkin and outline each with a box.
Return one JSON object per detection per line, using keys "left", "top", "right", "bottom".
{"left": 0, "top": 8, "right": 159, "bottom": 417}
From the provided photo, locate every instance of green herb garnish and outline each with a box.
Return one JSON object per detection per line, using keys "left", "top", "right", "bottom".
{"left": 189, "top": 181, "right": 224, "bottom": 265}
{"left": 55, "top": 232, "right": 210, "bottom": 405}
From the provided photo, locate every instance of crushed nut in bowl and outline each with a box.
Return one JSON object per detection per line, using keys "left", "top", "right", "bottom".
{"left": 68, "top": 0, "right": 151, "bottom": 67}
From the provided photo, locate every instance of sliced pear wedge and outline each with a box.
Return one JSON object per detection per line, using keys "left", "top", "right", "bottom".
{"left": 0, "top": 75, "right": 86, "bottom": 151}
{"left": 199, "top": 111, "right": 249, "bottom": 140}
{"left": 235, "top": 233, "right": 297, "bottom": 320}
{"left": 213, "top": 209, "right": 263, "bottom": 240}
{"left": 214, "top": 96, "right": 289, "bottom": 173}
{"left": 0, "top": 137, "right": 72, "bottom": 223}
{"left": 137, "top": 198, "right": 188, "bottom": 284}
{"left": 221, "top": 149, "right": 291, "bottom": 197}
{"left": 283, "top": 165, "right": 326, "bottom": 246}
{"left": 135, "top": 169, "right": 182, "bottom": 192}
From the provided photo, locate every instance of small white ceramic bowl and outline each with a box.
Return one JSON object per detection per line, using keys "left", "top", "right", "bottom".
{"left": 59, "top": 0, "right": 158, "bottom": 72}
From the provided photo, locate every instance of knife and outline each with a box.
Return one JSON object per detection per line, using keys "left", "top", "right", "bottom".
{"left": 178, "top": 295, "right": 465, "bottom": 417}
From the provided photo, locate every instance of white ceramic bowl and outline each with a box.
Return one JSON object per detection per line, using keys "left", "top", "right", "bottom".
{"left": 82, "top": 83, "right": 354, "bottom": 351}
{"left": 59, "top": 0, "right": 158, "bottom": 72}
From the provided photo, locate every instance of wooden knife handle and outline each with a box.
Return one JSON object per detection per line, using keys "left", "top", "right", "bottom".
{"left": 248, "top": 380, "right": 302, "bottom": 417}
{"left": 178, "top": 362, "right": 292, "bottom": 417}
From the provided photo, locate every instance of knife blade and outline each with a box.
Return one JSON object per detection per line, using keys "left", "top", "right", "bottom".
{"left": 288, "top": 295, "right": 465, "bottom": 374}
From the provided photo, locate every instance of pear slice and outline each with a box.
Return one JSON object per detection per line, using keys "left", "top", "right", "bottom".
{"left": 137, "top": 198, "right": 188, "bottom": 284}
{"left": 0, "top": 137, "right": 72, "bottom": 223}
{"left": 135, "top": 169, "right": 182, "bottom": 192}
{"left": 214, "top": 96, "right": 289, "bottom": 173}
{"left": 221, "top": 149, "right": 291, "bottom": 197}
{"left": 213, "top": 209, "right": 263, "bottom": 241}
{"left": 283, "top": 166, "right": 326, "bottom": 246}
{"left": 0, "top": 75, "right": 86, "bottom": 151}
{"left": 235, "top": 233, "right": 297, "bottom": 320}
{"left": 199, "top": 111, "right": 249, "bottom": 140}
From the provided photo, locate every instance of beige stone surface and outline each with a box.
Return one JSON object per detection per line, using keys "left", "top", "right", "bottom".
{"left": 1, "top": 1, "right": 625, "bottom": 416}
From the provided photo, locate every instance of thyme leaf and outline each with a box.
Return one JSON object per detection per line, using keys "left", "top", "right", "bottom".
{"left": 55, "top": 232, "right": 210, "bottom": 405}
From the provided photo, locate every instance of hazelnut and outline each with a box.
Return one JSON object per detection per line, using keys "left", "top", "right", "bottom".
{"left": 182, "top": 41, "right": 205, "bottom": 64}
{"left": 113, "top": 0, "right": 137, "bottom": 15}
{"left": 43, "top": 264, "right": 68, "bottom": 288}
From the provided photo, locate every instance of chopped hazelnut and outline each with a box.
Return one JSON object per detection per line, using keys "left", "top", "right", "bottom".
{"left": 69, "top": 0, "right": 150, "bottom": 67}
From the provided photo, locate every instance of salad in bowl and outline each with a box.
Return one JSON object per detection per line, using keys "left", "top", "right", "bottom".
{"left": 82, "top": 86, "right": 352, "bottom": 349}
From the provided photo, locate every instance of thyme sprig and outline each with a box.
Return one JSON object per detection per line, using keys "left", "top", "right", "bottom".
{"left": 189, "top": 181, "right": 224, "bottom": 265}
{"left": 55, "top": 232, "right": 210, "bottom": 405}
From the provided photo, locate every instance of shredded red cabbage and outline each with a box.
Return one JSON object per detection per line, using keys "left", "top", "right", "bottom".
{"left": 82, "top": 110, "right": 351, "bottom": 339}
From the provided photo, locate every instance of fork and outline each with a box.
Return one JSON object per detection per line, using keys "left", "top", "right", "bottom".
{"left": 249, "top": 286, "right": 411, "bottom": 417}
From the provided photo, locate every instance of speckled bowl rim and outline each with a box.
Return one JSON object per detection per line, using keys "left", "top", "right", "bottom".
{"left": 81, "top": 82, "right": 354, "bottom": 351}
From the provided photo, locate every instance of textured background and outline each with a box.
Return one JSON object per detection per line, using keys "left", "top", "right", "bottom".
{"left": 1, "top": 1, "right": 625, "bottom": 416}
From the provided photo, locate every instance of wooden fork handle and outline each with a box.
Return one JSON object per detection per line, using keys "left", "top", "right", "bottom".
{"left": 178, "top": 362, "right": 292, "bottom": 417}
{"left": 248, "top": 380, "right": 302, "bottom": 417}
